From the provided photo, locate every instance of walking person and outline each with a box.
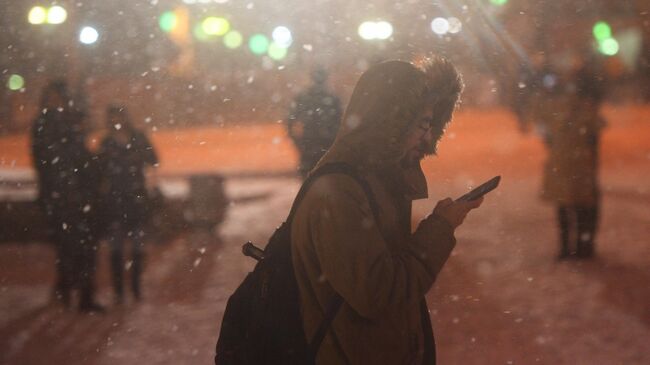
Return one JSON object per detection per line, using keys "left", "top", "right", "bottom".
{"left": 290, "top": 58, "right": 483, "bottom": 364}
{"left": 286, "top": 67, "right": 342, "bottom": 179}
{"left": 98, "top": 105, "right": 159, "bottom": 304}
{"left": 31, "top": 80, "right": 103, "bottom": 312}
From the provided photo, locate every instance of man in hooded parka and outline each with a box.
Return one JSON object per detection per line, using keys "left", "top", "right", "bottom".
{"left": 291, "top": 58, "right": 483, "bottom": 364}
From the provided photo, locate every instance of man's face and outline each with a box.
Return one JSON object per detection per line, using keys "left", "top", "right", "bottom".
{"left": 401, "top": 108, "right": 446, "bottom": 167}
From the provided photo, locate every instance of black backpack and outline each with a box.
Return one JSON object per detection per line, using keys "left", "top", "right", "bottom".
{"left": 215, "top": 163, "right": 380, "bottom": 365}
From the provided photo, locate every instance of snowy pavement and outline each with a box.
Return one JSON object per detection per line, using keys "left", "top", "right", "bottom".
{"left": 1, "top": 171, "right": 648, "bottom": 365}
{"left": 1, "top": 105, "right": 649, "bottom": 364}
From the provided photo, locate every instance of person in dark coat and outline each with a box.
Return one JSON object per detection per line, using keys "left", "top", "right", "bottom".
{"left": 290, "top": 58, "right": 483, "bottom": 364}
{"left": 286, "top": 67, "right": 342, "bottom": 179}
{"left": 98, "top": 105, "right": 158, "bottom": 304}
{"left": 31, "top": 80, "right": 103, "bottom": 312}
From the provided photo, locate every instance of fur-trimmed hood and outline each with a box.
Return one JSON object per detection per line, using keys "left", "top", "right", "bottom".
{"left": 316, "top": 59, "right": 460, "bottom": 200}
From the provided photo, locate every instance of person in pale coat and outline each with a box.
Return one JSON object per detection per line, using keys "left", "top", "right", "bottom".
{"left": 532, "top": 55, "right": 606, "bottom": 259}
{"left": 291, "top": 58, "right": 483, "bottom": 364}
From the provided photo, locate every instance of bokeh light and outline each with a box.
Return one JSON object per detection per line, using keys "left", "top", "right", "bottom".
{"left": 159, "top": 11, "right": 178, "bottom": 33}
{"left": 431, "top": 17, "right": 450, "bottom": 35}
{"left": 358, "top": 21, "right": 392, "bottom": 40}
{"left": 272, "top": 26, "right": 293, "bottom": 48}
{"left": 490, "top": 0, "right": 508, "bottom": 5}
{"left": 193, "top": 23, "right": 210, "bottom": 41}
{"left": 202, "top": 17, "right": 230, "bottom": 36}
{"left": 248, "top": 34, "right": 269, "bottom": 55}
{"left": 375, "top": 21, "right": 393, "bottom": 40}
{"left": 224, "top": 30, "right": 243, "bottom": 49}
{"left": 593, "top": 21, "right": 612, "bottom": 41}
{"left": 28, "top": 6, "right": 47, "bottom": 25}
{"left": 7, "top": 74, "right": 25, "bottom": 91}
{"left": 358, "top": 21, "right": 376, "bottom": 40}
{"left": 79, "top": 26, "right": 99, "bottom": 45}
{"left": 268, "top": 42, "right": 288, "bottom": 60}
{"left": 47, "top": 6, "right": 67, "bottom": 25}
{"left": 599, "top": 37, "right": 619, "bottom": 56}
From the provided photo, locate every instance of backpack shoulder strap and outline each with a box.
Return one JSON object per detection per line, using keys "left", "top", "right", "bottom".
{"left": 286, "top": 163, "right": 381, "bottom": 360}
{"left": 287, "top": 162, "right": 380, "bottom": 225}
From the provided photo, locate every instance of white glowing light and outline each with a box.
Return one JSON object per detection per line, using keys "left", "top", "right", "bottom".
{"left": 79, "top": 26, "right": 99, "bottom": 45}
{"left": 47, "top": 6, "right": 68, "bottom": 25}
{"left": 358, "top": 21, "right": 393, "bottom": 40}
{"left": 272, "top": 26, "right": 293, "bottom": 48}
{"left": 375, "top": 21, "right": 393, "bottom": 40}
{"left": 358, "top": 21, "right": 377, "bottom": 40}
{"left": 431, "top": 17, "right": 450, "bottom": 35}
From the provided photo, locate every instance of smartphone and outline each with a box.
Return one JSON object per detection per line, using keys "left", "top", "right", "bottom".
{"left": 456, "top": 176, "right": 501, "bottom": 202}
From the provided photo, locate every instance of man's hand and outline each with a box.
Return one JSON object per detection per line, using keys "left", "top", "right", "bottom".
{"left": 433, "top": 197, "right": 483, "bottom": 229}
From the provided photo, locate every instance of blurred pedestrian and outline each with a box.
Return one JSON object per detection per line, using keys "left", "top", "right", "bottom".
{"left": 291, "top": 58, "right": 482, "bottom": 364}
{"left": 31, "top": 80, "right": 103, "bottom": 312}
{"left": 529, "top": 53, "right": 606, "bottom": 259}
{"left": 98, "top": 105, "right": 158, "bottom": 304}
{"left": 286, "top": 67, "right": 342, "bottom": 179}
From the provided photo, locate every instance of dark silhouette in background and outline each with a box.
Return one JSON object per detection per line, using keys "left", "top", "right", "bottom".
{"left": 31, "top": 80, "right": 103, "bottom": 312}
{"left": 98, "top": 105, "right": 159, "bottom": 304}
{"left": 523, "top": 53, "right": 606, "bottom": 259}
{"left": 286, "top": 67, "right": 342, "bottom": 179}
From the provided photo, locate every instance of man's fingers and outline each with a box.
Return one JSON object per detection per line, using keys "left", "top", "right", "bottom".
{"left": 455, "top": 197, "right": 483, "bottom": 212}
{"left": 467, "top": 196, "right": 483, "bottom": 209}
{"left": 440, "top": 197, "right": 453, "bottom": 207}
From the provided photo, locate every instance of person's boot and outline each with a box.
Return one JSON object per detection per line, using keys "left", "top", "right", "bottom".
{"left": 576, "top": 206, "right": 596, "bottom": 259}
{"left": 132, "top": 250, "right": 143, "bottom": 302}
{"left": 557, "top": 206, "right": 571, "bottom": 260}
{"left": 111, "top": 249, "right": 125, "bottom": 305}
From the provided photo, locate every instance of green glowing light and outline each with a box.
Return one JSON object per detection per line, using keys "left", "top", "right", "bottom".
{"left": 490, "top": 0, "right": 508, "bottom": 6}
{"left": 268, "top": 42, "right": 288, "bottom": 60}
{"left": 592, "top": 21, "right": 612, "bottom": 41}
{"left": 7, "top": 74, "right": 25, "bottom": 91}
{"left": 159, "top": 11, "right": 178, "bottom": 33}
{"left": 598, "top": 38, "right": 619, "bottom": 56}
{"left": 193, "top": 24, "right": 210, "bottom": 41}
{"left": 248, "top": 34, "right": 269, "bottom": 55}
{"left": 202, "top": 17, "right": 230, "bottom": 36}
{"left": 223, "top": 31, "right": 243, "bottom": 49}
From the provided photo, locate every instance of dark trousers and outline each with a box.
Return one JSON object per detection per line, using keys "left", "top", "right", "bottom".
{"left": 52, "top": 219, "right": 98, "bottom": 306}
{"left": 109, "top": 223, "right": 145, "bottom": 302}
{"left": 557, "top": 204, "right": 599, "bottom": 257}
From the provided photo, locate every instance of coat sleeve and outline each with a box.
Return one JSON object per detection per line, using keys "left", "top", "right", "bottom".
{"left": 135, "top": 131, "right": 159, "bottom": 166}
{"left": 307, "top": 176, "right": 456, "bottom": 319}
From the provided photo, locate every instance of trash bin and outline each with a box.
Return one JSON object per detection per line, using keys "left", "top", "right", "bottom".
{"left": 186, "top": 174, "right": 228, "bottom": 230}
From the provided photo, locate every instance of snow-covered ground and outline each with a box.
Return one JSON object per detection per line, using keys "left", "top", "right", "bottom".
{"left": 1, "top": 106, "right": 648, "bottom": 364}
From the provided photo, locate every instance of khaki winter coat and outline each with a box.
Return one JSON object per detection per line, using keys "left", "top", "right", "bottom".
{"left": 533, "top": 92, "right": 604, "bottom": 205}
{"left": 291, "top": 61, "right": 457, "bottom": 365}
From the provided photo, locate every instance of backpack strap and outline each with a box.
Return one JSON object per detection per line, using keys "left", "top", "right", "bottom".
{"left": 287, "top": 162, "right": 380, "bottom": 224}
{"left": 286, "top": 163, "right": 381, "bottom": 361}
